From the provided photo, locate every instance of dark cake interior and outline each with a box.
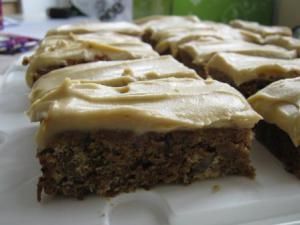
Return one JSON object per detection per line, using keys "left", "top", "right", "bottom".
{"left": 254, "top": 121, "right": 300, "bottom": 178}
{"left": 37, "top": 128, "right": 254, "bottom": 201}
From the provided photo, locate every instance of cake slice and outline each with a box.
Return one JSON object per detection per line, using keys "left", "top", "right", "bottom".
{"left": 138, "top": 16, "right": 263, "bottom": 56}
{"left": 248, "top": 77, "right": 300, "bottom": 178}
{"left": 24, "top": 32, "right": 158, "bottom": 87}
{"left": 136, "top": 15, "right": 201, "bottom": 45}
{"left": 264, "top": 35, "right": 300, "bottom": 57}
{"left": 145, "top": 25, "right": 218, "bottom": 55}
{"left": 29, "top": 55, "right": 199, "bottom": 102}
{"left": 149, "top": 25, "right": 263, "bottom": 56}
{"left": 206, "top": 52, "right": 300, "bottom": 97}
{"left": 46, "top": 21, "right": 142, "bottom": 36}
{"left": 179, "top": 40, "right": 297, "bottom": 77}
{"left": 135, "top": 15, "right": 200, "bottom": 26}
{"left": 28, "top": 78, "right": 261, "bottom": 200}
{"left": 230, "top": 19, "right": 292, "bottom": 37}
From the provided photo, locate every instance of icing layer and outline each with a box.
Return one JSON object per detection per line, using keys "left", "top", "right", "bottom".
{"left": 207, "top": 52, "right": 300, "bottom": 85}
{"left": 47, "top": 21, "right": 142, "bottom": 36}
{"left": 26, "top": 32, "right": 158, "bottom": 87}
{"left": 248, "top": 77, "right": 300, "bottom": 146}
{"left": 180, "top": 40, "right": 296, "bottom": 65}
{"left": 30, "top": 56, "right": 199, "bottom": 102}
{"left": 230, "top": 19, "right": 292, "bottom": 37}
{"left": 29, "top": 78, "right": 261, "bottom": 148}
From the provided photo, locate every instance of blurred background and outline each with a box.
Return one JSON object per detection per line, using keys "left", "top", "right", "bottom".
{"left": 1, "top": 0, "right": 300, "bottom": 56}
{"left": 1, "top": 0, "right": 300, "bottom": 27}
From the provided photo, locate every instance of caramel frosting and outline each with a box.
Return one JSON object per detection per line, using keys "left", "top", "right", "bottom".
{"left": 230, "top": 19, "right": 292, "bottom": 37}
{"left": 28, "top": 78, "right": 261, "bottom": 148}
{"left": 137, "top": 15, "right": 202, "bottom": 36}
{"left": 30, "top": 56, "right": 199, "bottom": 102}
{"left": 206, "top": 52, "right": 300, "bottom": 86}
{"left": 150, "top": 23, "right": 215, "bottom": 42}
{"left": 248, "top": 77, "right": 300, "bottom": 146}
{"left": 264, "top": 35, "right": 300, "bottom": 56}
{"left": 46, "top": 21, "right": 142, "bottom": 36}
{"left": 135, "top": 15, "right": 200, "bottom": 27}
{"left": 26, "top": 32, "right": 158, "bottom": 87}
{"left": 152, "top": 25, "right": 263, "bottom": 56}
{"left": 153, "top": 27, "right": 220, "bottom": 55}
{"left": 180, "top": 40, "right": 297, "bottom": 65}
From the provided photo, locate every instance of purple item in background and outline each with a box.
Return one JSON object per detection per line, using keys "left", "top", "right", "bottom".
{"left": 0, "top": 0, "right": 3, "bottom": 30}
{"left": 0, "top": 33, "right": 39, "bottom": 54}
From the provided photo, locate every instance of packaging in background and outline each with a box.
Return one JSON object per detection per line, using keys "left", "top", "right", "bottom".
{"left": 71, "top": 0, "right": 132, "bottom": 21}
{"left": 0, "top": 0, "right": 3, "bottom": 30}
{"left": 0, "top": 34, "right": 39, "bottom": 54}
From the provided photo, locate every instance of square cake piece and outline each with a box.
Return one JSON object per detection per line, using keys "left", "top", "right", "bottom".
{"left": 144, "top": 25, "right": 218, "bottom": 56}
{"left": 230, "top": 19, "right": 292, "bottom": 37}
{"left": 24, "top": 32, "right": 158, "bottom": 87}
{"left": 146, "top": 25, "right": 263, "bottom": 57}
{"left": 206, "top": 52, "right": 300, "bottom": 97}
{"left": 28, "top": 78, "right": 260, "bottom": 200}
{"left": 178, "top": 41, "right": 297, "bottom": 77}
{"left": 264, "top": 35, "right": 300, "bottom": 57}
{"left": 248, "top": 77, "right": 300, "bottom": 178}
{"left": 29, "top": 55, "right": 199, "bottom": 102}
{"left": 136, "top": 15, "right": 201, "bottom": 44}
{"left": 46, "top": 21, "right": 142, "bottom": 36}
{"left": 138, "top": 16, "right": 263, "bottom": 57}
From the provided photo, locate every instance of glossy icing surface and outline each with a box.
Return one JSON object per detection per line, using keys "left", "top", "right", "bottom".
{"left": 230, "top": 19, "right": 292, "bottom": 37}
{"left": 29, "top": 78, "right": 261, "bottom": 148}
{"left": 207, "top": 52, "right": 300, "bottom": 85}
{"left": 181, "top": 40, "right": 296, "bottom": 65}
{"left": 47, "top": 21, "right": 142, "bottom": 36}
{"left": 265, "top": 35, "right": 300, "bottom": 56}
{"left": 248, "top": 77, "right": 300, "bottom": 146}
{"left": 26, "top": 32, "right": 158, "bottom": 87}
{"left": 30, "top": 56, "right": 199, "bottom": 102}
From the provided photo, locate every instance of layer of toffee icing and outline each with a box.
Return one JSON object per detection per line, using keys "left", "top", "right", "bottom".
{"left": 26, "top": 32, "right": 158, "bottom": 87}
{"left": 248, "top": 77, "right": 300, "bottom": 146}
{"left": 29, "top": 78, "right": 261, "bottom": 149}
{"left": 47, "top": 21, "right": 142, "bottom": 36}
{"left": 180, "top": 40, "right": 297, "bottom": 65}
{"left": 206, "top": 52, "right": 300, "bottom": 85}
{"left": 230, "top": 19, "right": 292, "bottom": 37}
{"left": 30, "top": 56, "right": 199, "bottom": 102}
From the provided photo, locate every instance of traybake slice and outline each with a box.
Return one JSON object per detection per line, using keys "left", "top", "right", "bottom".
{"left": 264, "top": 35, "right": 300, "bottom": 57}
{"left": 248, "top": 77, "right": 300, "bottom": 178}
{"left": 230, "top": 19, "right": 292, "bottom": 37}
{"left": 206, "top": 52, "right": 300, "bottom": 97}
{"left": 24, "top": 32, "right": 158, "bottom": 87}
{"left": 28, "top": 78, "right": 261, "bottom": 200}
{"left": 46, "top": 21, "right": 142, "bottom": 36}
{"left": 148, "top": 25, "right": 263, "bottom": 56}
{"left": 137, "top": 15, "right": 203, "bottom": 45}
{"left": 136, "top": 15, "right": 200, "bottom": 35}
{"left": 135, "top": 15, "right": 200, "bottom": 25}
{"left": 139, "top": 17, "right": 263, "bottom": 56}
{"left": 29, "top": 55, "right": 199, "bottom": 102}
{"left": 179, "top": 40, "right": 297, "bottom": 77}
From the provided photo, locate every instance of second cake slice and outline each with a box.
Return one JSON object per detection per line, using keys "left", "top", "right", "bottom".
{"left": 29, "top": 77, "right": 261, "bottom": 200}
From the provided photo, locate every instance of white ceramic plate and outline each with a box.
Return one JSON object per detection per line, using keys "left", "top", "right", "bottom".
{"left": 1, "top": 57, "right": 300, "bottom": 225}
